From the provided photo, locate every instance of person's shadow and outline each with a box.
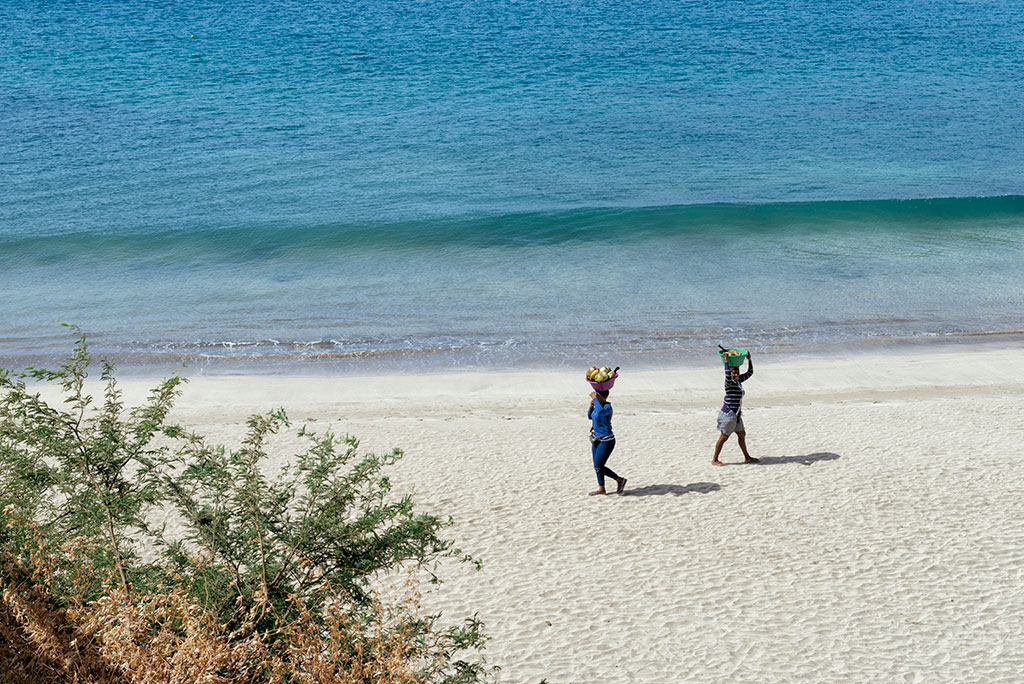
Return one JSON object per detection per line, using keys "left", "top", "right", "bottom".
{"left": 624, "top": 482, "right": 722, "bottom": 497}
{"left": 754, "top": 452, "right": 840, "bottom": 466}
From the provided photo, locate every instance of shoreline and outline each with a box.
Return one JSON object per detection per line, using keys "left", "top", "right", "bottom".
{"left": 10, "top": 329, "right": 1024, "bottom": 381}
{"left": 28, "top": 343, "right": 1020, "bottom": 417}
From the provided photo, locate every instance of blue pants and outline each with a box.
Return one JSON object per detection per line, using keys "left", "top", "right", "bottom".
{"left": 591, "top": 439, "right": 619, "bottom": 487}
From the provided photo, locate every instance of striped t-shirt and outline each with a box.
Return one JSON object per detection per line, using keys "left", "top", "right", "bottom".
{"left": 721, "top": 358, "right": 753, "bottom": 413}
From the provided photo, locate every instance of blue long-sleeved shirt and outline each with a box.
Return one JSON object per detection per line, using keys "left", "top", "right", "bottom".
{"left": 721, "top": 357, "right": 753, "bottom": 413}
{"left": 588, "top": 399, "right": 614, "bottom": 442}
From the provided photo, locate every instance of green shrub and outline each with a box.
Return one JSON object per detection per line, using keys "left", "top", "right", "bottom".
{"left": 0, "top": 329, "right": 494, "bottom": 683}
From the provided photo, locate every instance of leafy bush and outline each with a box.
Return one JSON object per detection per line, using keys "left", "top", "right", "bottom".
{"left": 0, "top": 329, "right": 494, "bottom": 683}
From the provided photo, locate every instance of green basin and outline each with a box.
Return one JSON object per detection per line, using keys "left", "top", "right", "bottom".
{"left": 718, "top": 348, "right": 748, "bottom": 367}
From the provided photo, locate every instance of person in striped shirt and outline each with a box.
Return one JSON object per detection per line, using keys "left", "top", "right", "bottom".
{"left": 712, "top": 352, "right": 758, "bottom": 466}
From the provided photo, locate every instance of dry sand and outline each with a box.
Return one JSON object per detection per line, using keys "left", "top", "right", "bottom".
{"left": 81, "top": 347, "right": 1024, "bottom": 682}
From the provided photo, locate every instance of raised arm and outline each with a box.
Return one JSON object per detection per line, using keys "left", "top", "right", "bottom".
{"left": 739, "top": 353, "right": 753, "bottom": 382}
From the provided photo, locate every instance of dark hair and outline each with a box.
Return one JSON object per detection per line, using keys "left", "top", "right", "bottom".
{"left": 596, "top": 390, "right": 610, "bottom": 399}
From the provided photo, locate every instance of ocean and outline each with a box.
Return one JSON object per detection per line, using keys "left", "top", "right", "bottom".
{"left": 2, "top": 1, "right": 1023, "bottom": 374}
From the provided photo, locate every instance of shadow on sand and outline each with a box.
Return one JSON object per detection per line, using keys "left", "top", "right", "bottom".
{"left": 624, "top": 482, "right": 722, "bottom": 497}
{"left": 754, "top": 452, "right": 841, "bottom": 466}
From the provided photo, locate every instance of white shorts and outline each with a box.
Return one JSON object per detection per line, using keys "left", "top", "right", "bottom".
{"left": 717, "top": 410, "right": 745, "bottom": 436}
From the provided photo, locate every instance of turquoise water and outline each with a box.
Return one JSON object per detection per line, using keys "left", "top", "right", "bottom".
{"left": 2, "top": 1, "right": 1023, "bottom": 371}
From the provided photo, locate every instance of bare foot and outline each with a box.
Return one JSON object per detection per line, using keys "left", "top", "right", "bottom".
{"left": 615, "top": 477, "right": 627, "bottom": 494}
{"left": 711, "top": 459, "right": 725, "bottom": 466}
{"left": 744, "top": 456, "right": 759, "bottom": 463}
{"left": 589, "top": 488, "right": 608, "bottom": 496}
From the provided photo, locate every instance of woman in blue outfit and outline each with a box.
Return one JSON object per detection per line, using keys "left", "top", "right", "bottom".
{"left": 588, "top": 389, "right": 627, "bottom": 495}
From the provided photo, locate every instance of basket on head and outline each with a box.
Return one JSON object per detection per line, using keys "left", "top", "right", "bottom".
{"left": 718, "top": 348, "right": 748, "bottom": 367}
{"left": 587, "top": 373, "right": 618, "bottom": 392}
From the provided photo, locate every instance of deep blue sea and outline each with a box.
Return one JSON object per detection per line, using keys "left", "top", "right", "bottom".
{"left": 2, "top": 1, "right": 1023, "bottom": 373}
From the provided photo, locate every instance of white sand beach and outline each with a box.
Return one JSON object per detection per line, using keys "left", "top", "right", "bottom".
{"left": 86, "top": 346, "right": 1024, "bottom": 683}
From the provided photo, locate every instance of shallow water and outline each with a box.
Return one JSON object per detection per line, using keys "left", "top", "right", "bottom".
{"left": 2, "top": 1, "right": 1023, "bottom": 372}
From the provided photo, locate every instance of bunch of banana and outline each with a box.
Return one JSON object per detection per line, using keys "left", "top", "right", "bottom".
{"left": 586, "top": 365, "right": 615, "bottom": 383}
